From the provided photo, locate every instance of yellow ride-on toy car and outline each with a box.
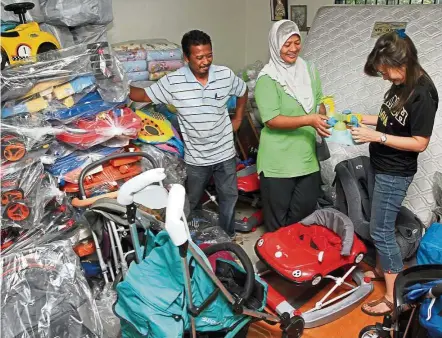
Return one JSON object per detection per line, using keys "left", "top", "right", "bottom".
{"left": 1, "top": 2, "right": 60, "bottom": 70}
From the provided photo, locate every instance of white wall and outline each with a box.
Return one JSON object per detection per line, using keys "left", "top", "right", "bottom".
{"left": 244, "top": 0, "right": 333, "bottom": 65}
{"left": 107, "top": 0, "right": 247, "bottom": 71}
{"left": 108, "top": 0, "right": 332, "bottom": 70}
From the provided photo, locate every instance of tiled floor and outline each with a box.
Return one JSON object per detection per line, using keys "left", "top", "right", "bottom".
{"left": 233, "top": 204, "right": 387, "bottom": 338}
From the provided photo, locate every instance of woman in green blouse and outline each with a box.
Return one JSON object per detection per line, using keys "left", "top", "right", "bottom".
{"left": 255, "top": 20, "right": 330, "bottom": 232}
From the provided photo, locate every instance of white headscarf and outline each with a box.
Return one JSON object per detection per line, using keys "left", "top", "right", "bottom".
{"left": 258, "top": 20, "right": 314, "bottom": 113}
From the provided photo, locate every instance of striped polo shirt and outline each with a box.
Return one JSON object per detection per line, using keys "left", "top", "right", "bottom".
{"left": 145, "top": 64, "right": 247, "bottom": 166}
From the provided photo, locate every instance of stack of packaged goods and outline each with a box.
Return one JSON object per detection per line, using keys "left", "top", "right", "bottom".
{"left": 1, "top": 0, "right": 113, "bottom": 49}
{"left": 0, "top": 42, "right": 132, "bottom": 248}
{"left": 112, "top": 39, "right": 184, "bottom": 85}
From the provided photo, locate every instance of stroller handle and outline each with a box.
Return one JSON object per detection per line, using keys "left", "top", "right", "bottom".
{"left": 202, "top": 242, "right": 255, "bottom": 303}
{"left": 431, "top": 282, "right": 442, "bottom": 298}
{"left": 78, "top": 152, "right": 159, "bottom": 199}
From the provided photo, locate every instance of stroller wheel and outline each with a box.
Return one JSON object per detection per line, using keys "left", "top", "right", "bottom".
{"left": 359, "top": 325, "right": 381, "bottom": 338}
{"left": 282, "top": 315, "right": 304, "bottom": 338}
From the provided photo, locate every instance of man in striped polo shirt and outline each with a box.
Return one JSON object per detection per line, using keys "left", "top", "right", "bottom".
{"left": 129, "top": 30, "right": 248, "bottom": 239}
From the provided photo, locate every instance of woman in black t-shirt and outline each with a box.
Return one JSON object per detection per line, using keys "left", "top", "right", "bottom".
{"left": 351, "top": 30, "right": 439, "bottom": 317}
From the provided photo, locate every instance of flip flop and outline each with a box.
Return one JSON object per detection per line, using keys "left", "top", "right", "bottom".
{"left": 364, "top": 269, "right": 385, "bottom": 281}
{"left": 361, "top": 296, "right": 394, "bottom": 317}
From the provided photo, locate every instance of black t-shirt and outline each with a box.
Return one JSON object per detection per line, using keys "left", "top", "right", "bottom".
{"left": 370, "top": 74, "right": 439, "bottom": 176}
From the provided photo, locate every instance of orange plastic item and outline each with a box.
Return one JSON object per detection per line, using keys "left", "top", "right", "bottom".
{"left": 74, "top": 239, "right": 96, "bottom": 257}
{"left": 4, "top": 202, "right": 30, "bottom": 221}
{"left": 62, "top": 162, "right": 143, "bottom": 194}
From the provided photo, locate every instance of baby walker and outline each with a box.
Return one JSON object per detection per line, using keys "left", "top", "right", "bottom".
{"left": 255, "top": 208, "right": 374, "bottom": 328}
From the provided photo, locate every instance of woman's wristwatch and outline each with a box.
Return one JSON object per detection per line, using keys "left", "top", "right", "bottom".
{"left": 380, "top": 133, "right": 387, "bottom": 144}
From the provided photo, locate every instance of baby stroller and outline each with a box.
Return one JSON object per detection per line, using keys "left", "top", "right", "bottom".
{"left": 359, "top": 264, "right": 442, "bottom": 338}
{"left": 255, "top": 208, "right": 374, "bottom": 328}
{"left": 71, "top": 152, "right": 165, "bottom": 285}
{"left": 111, "top": 169, "right": 306, "bottom": 338}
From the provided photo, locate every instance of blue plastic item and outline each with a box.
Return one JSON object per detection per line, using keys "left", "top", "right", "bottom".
{"left": 46, "top": 146, "right": 121, "bottom": 180}
{"left": 81, "top": 261, "right": 101, "bottom": 277}
{"left": 47, "top": 91, "right": 126, "bottom": 122}
{"left": 404, "top": 279, "right": 442, "bottom": 338}
{"left": 417, "top": 223, "right": 442, "bottom": 265}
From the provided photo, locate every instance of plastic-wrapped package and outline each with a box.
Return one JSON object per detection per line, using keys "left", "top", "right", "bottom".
{"left": 56, "top": 108, "right": 141, "bottom": 150}
{"left": 39, "top": 22, "right": 76, "bottom": 48}
{"left": 40, "top": 0, "right": 113, "bottom": 26}
{"left": 1, "top": 161, "right": 63, "bottom": 230}
{"left": 1, "top": 42, "right": 128, "bottom": 104}
{"left": 1, "top": 0, "right": 45, "bottom": 23}
{"left": 137, "top": 143, "right": 187, "bottom": 186}
{"left": 70, "top": 24, "right": 109, "bottom": 45}
{"left": 46, "top": 145, "right": 124, "bottom": 184}
{"left": 188, "top": 209, "right": 232, "bottom": 245}
{"left": 60, "top": 146, "right": 145, "bottom": 195}
{"left": 1, "top": 114, "right": 55, "bottom": 165}
{"left": 95, "top": 284, "right": 121, "bottom": 338}
{"left": 237, "top": 60, "right": 264, "bottom": 99}
{"left": 1, "top": 197, "right": 77, "bottom": 255}
{"left": 112, "top": 39, "right": 184, "bottom": 62}
{"left": 0, "top": 240, "right": 103, "bottom": 338}
{"left": 45, "top": 91, "right": 126, "bottom": 124}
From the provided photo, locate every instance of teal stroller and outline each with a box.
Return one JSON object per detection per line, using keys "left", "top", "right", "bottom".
{"left": 111, "top": 166, "right": 305, "bottom": 338}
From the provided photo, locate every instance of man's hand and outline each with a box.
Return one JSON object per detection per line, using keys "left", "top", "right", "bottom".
{"left": 231, "top": 116, "right": 242, "bottom": 132}
{"left": 308, "top": 114, "right": 331, "bottom": 137}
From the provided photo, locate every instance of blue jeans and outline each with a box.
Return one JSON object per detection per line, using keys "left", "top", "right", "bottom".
{"left": 370, "top": 173, "right": 413, "bottom": 274}
{"left": 186, "top": 158, "right": 238, "bottom": 237}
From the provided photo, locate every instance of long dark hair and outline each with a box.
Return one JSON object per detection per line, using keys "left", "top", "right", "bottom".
{"left": 364, "top": 31, "right": 427, "bottom": 112}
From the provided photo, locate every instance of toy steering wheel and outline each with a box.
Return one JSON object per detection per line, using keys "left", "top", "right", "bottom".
{"left": 4, "top": 2, "right": 35, "bottom": 24}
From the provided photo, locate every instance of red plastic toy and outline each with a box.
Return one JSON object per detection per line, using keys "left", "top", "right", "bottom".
{"left": 56, "top": 108, "right": 141, "bottom": 149}
{"left": 255, "top": 223, "right": 367, "bottom": 286}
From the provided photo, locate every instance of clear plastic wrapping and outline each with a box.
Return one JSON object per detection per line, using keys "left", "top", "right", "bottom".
{"left": 1, "top": 161, "right": 63, "bottom": 230}
{"left": 58, "top": 145, "right": 145, "bottom": 196}
{"left": 39, "top": 23, "right": 76, "bottom": 49}
{"left": 1, "top": 196, "right": 78, "bottom": 255}
{"left": 46, "top": 145, "right": 123, "bottom": 184}
{"left": 1, "top": 42, "right": 128, "bottom": 105}
{"left": 0, "top": 240, "right": 103, "bottom": 338}
{"left": 40, "top": 0, "right": 113, "bottom": 27}
{"left": 95, "top": 284, "right": 121, "bottom": 338}
{"left": 1, "top": 114, "right": 55, "bottom": 166}
{"left": 55, "top": 108, "right": 141, "bottom": 149}
{"left": 188, "top": 209, "right": 231, "bottom": 245}
{"left": 1, "top": 0, "right": 112, "bottom": 26}
{"left": 237, "top": 60, "right": 264, "bottom": 99}
{"left": 138, "top": 143, "right": 187, "bottom": 186}
{"left": 1, "top": 0, "right": 45, "bottom": 23}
